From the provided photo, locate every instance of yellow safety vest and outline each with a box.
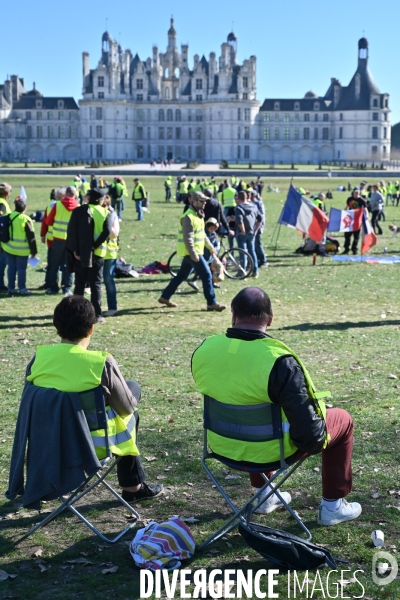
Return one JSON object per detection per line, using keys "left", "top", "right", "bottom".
{"left": 133, "top": 183, "right": 145, "bottom": 200}
{"left": 105, "top": 238, "right": 119, "bottom": 260}
{"left": 177, "top": 207, "right": 205, "bottom": 257}
{"left": 179, "top": 181, "right": 189, "bottom": 194}
{"left": 45, "top": 202, "right": 56, "bottom": 242}
{"left": 0, "top": 198, "right": 11, "bottom": 215}
{"left": 222, "top": 187, "right": 236, "bottom": 207}
{"left": 53, "top": 202, "right": 73, "bottom": 240}
{"left": 92, "top": 205, "right": 108, "bottom": 258}
{"left": 26, "top": 344, "right": 139, "bottom": 459}
{"left": 2, "top": 212, "right": 32, "bottom": 256}
{"left": 192, "top": 335, "right": 329, "bottom": 465}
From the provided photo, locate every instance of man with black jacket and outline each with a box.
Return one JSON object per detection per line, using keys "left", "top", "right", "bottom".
{"left": 192, "top": 287, "right": 362, "bottom": 526}
{"left": 202, "top": 189, "right": 234, "bottom": 236}
{"left": 66, "top": 188, "right": 112, "bottom": 323}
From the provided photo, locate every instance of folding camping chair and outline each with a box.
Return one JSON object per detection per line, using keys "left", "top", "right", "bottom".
{"left": 198, "top": 394, "right": 312, "bottom": 551}
{"left": 18, "top": 386, "right": 140, "bottom": 544}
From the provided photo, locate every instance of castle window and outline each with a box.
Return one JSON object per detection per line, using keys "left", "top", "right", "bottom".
{"left": 294, "top": 102, "right": 300, "bottom": 111}
{"left": 383, "top": 146, "right": 387, "bottom": 155}
{"left": 98, "top": 92, "right": 104, "bottom": 99}
{"left": 58, "top": 111, "right": 64, "bottom": 120}
{"left": 36, "top": 111, "right": 42, "bottom": 120}
{"left": 263, "top": 113, "right": 270, "bottom": 122}
{"left": 313, "top": 102, "right": 319, "bottom": 111}
{"left": 372, "top": 127, "right": 378, "bottom": 139}
{"left": 243, "top": 93, "right": 248, "bottom": 100}
{"left": 339, "top": 127, "right": 343, "bottom": 139}
{"left": 195, "top": 110, "right": 202, "bottom": 122}
{"left": 314, "top": 114, "right": 319, "bottom": 122}
{"left": 196, "top": 95, "right": 203, "bottom": 101}
{"left": 284, "top": 127, "right": 290, "bottom": 140}
{"left": 36, "top": 100, "right": 42, "bottom": 109}
{"left": 384, "top": 98, "right": 388, "bottom": 108}
{"left": 176, "top": 127, "right": 181, "bottom": 139}
{"left": 70, "top": 126, "right": 76, "bottom": 139}
{"left": 137, "top": 145, "right": 143, "bottom": 158}
{"left": 303, "top": 127, "right": 310, "bottom": 140}
{"left": 283, "top": 113, "right": 289, "bottom": 122}
{"left": 322, "top": 127, "right": 329, "bottom": 140}
{"left": 339, "top": 113, "right": 343, "bottom": 120}
{"left": 314, "top": 128, "right": 318, "bottom": 140}
{"left": 175, "top": 109, "right": 181, "bottom": 121}
{"left": 323, "top": 113, "right": 329, "bottom": 122}
{"left": 136, "top": 79, "right": 143, "bottom": 90}
{"left": 274, "top": 113, "right": 279, "bottom": 122}
{"left": 96, "top": 144, "right": 103, "bottom": 158}
{"left": 304, "top": 114, "right": 310, "bottom": 122}
{"left": 294, "top": 127, "right": 299, "bottom": 140}
{"left": 147, "top": 127, "right": 151, "bottom": 139}
{"left": 294, "top": 113, "right": 299, "bottom": 122}
{"left": 47, "top": 111, "right": 53, "bottom": 120}
{"left": 96, "top": 107, "right": 103, "bottom": 120}
{"left": 196, "top": 79, "right": 203, "bottom": 90}
{"left": 237, "top": 146, "right": 241, "bottom": 159}
{"left": 188, "top": 127, "right": 192, "bottom": 139}
{"left": 137, "top": 94, "right": 143, "bottom": 101}
{"left": 59, "top": 126, "right": 65, "bottom": 139}
{"left": 383, "top": 112, "right": 387, "bottom": 121}
{"left": 244, "top": 145, "right": 250, "bottom": 159}
{"left": 137, "top": 127, "right": 143, "bottom": 140}
{"left": 263, "top": 127, "right": 270, "bottom": 140}
{"left": 167, "top": 127, "right": 173, "bottom": 139}
{"left": 158, "top": 109, "right": 165, "bottom": 121}
{"left": 237, "top": 127, "right": 241, "bottom": 140}
{"left": 274, "top": 127, "right": 279, "bottom": 140}
{"left": 243, "top": 77, "right": 248, "bottom": 89}
{"left": 36, "top": 126, "right": 43, "bottom": 139}
{"left": 372, "top": 112, "right": 379, "bottom": 121}
{"left": 136, "top": 109, "right": 144, "bottom": 121}
{"left": 98, "top": 76, "right": 104, "bottom": 87}
{"left": 165, "top": 88, "right": 170, "bottom": 100}
{"left": 26, "top": 111, "right": 31, "bottom": 120}
{"left": 371, "top": 146, "right": 378, "bottom": 154}
{"left": 383, "top": 127, "right": 387, "bottom": 139}
{"left": 196, "top": 146, "right": 202, "bottom": 159}
{"left": 96, "top": 125, "right": 103, "bottom": 138}
{"left": 274, "top": 102, "right": 280, "bottom": 111}
{"left": 57, "top": 100, "right": 64, "bottom": 109}
{"left": 159, "top": 127, "right": 165, "bottom": 139}
{"left": 188, "top": 146, "right": 191, "bottom": 158}
{"left": 48, "top": 125, "right": 54, "bottom": 138}
{"left": 238, "top": 108, "right": 241, "bottom": 121}
{"left": 244, "top": 108, "right": 250, "bottom": 121}
{"left": 244, "top": 126, "right": 250, "bottom": 140}
{"left": 167, "top": 109, "right": 173, "bottom": 121}
{"left": 196, "top": 127, "right": 202, "bottom": 139}
{"left": 69, "top": 111, "right": 76, "bottom": 120}
{"left": 27, "top": 125, "right": 32, "bottom": 138}
{"left": 373, "top": 98, "right": 378, "bottom": 107}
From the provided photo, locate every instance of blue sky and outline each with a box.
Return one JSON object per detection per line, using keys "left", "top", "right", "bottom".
{"left": 3, "top": 0, "right": 399, "bottom": 123}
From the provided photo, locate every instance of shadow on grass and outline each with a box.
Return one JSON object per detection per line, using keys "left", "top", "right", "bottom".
{"left": 278, "top": 319, "right": 400, "bottom": 331}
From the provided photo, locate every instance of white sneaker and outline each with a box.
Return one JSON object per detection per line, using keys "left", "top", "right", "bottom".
{"left": 318, "top": 499, "right": 362, "bottom": 526}
{"left": 253, "top": 491, "right": 292, "bottom": 514}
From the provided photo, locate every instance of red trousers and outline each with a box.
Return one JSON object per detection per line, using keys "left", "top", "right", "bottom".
{"left": 249, "top": 408, "right": 353, "bottom": 499}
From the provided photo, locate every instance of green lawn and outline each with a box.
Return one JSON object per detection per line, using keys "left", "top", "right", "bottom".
{"left": 0, "top": 175, "right": 399, "bottom": 599}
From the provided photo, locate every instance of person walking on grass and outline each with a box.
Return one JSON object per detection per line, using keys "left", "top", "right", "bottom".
{"left": 158, "top": 192, "right": 226, "bottom": 312}
{"left": 2, "top": 197, "right": 37, "bottom": 296}
{"left": 132, "top": 178, "right": 146, "bottom": 221}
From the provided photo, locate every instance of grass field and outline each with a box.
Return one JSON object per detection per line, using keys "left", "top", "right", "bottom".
{"left": 0, "top": 175, "right": 399, "bottom": 599}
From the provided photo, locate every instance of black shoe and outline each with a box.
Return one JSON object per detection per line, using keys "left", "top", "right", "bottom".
{"left": 121, "top": 483, "right": 163, "bottom": 502}
{"left": 341, "top": 250, "right": 349, "bottom": 255}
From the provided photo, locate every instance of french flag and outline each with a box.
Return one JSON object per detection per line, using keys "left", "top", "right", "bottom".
{"left": 361, "top": 209, "right": 377, "bottom": 254}
{"left": 278, "top": 185, "right": 329, "bottom": 243}
{"left": 328, "top": 208, "right": 363, "bottom": 232}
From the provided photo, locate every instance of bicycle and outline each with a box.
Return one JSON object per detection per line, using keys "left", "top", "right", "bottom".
{"left": 167, "top": 234, "right": 254, "bottom": 280}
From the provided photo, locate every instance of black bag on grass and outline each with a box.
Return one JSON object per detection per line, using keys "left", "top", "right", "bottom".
{"left": 115, "top": 262, "right": 135, "bottom": 278}
{"left": 239, "top": 522, "right": 346, "bottom": 570}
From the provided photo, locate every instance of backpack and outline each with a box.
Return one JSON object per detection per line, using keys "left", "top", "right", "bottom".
{"left": 239, "top": 522, "right": 347, "bottom": 570}
{"left": 0, "top": 214, "right": 18, "bottom": 244}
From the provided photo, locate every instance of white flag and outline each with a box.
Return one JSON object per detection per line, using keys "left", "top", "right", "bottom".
{"left": 20, "top": 186, "right": 27, "bottom": 201}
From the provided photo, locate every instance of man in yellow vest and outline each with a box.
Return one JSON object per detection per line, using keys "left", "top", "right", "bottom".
{"left": 132, "top": 178, "right": 146, "bottom": 221}
{"left": 45, "top": 185, "right": 79, "bottom": 296}
{"left": 66, "top": 188, "right": 112, "bottom": 323}
{"left": 39, "top": 188, "right": 64, "bottom": 290}
{"left": 221, "top": 181, "right": 237, "bottom": 249}
{"left": 0, "top": 182, "right": 12, "bottom": 291}
{"left": 2, "top": 197, "right": 37, "bottom": 296}
{"left": 192, "top": 287, "right": 362, "bottom": 526}
{"left": 158, "top": 192, "right": 226, "bottom": 311}
{"left": 25, "top": 295, "right": 163, "bottom": 502}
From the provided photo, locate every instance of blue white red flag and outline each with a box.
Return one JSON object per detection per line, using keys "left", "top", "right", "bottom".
{"left": 278, "top": 185, "right": 329, "bottom": 243}
{"left": 327, "top": 208, "right": 363, "bottom": 232}
{"left": 361, "top": 209, "right": 377, "bottom": 254}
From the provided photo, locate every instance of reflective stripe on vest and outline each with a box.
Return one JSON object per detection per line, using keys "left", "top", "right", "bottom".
{"left": 192, "top": 335, "right": 329, "bottom": 465}
{"left": 53, "top": 202, "right": 73, "bottom": 240}
{"left": 92, "top": 205, "right": 108, "bottom": 258}
{"left": 2, "top": 212, "right": 31, "bottom": 256}
{"left": 177, "top": 208, "right": 205, "bottom": 257}
{"left": 26, "top": 344, "right": 138, "bottom": 458}
{"left": 105, "top": 238, "right": 118, "bottom": 260}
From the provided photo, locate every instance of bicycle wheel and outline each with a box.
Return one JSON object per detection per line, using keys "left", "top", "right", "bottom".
{"left": 220, "top": 248, "right": 254, "bottom": 280}
{"left": 167, "top": 251, "right": 181, "bottom": 277}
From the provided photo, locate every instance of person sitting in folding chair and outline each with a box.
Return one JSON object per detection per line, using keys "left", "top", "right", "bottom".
{"left": 192, "top": 287, "right": 362, "bottom": 527}
{"left": 23, "top": 295, "right": 163, "bottom": 504}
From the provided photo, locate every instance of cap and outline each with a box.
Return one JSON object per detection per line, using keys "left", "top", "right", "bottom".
{"left": 192, "top": 191, "right": 208, "bottom": 202}
{"left": 87, "top": 188, "right": 106, "bottom": 203}
{"left": 205, "top": 217, "right": 219, "bottom": 226}
{"left": 0, "top": 182, "right": 12, "bottom": 193}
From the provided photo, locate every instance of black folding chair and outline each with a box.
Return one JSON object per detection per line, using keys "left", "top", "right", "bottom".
{"left": 18, "top": 386, "right": 140, "bottom": 544}
{"left": 198, "top": 394, "right": 311, "bottom": 551}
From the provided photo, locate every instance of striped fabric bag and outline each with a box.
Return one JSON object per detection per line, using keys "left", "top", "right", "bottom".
{"left": 129, "top": 516, "right": 196, "bottom": 571}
